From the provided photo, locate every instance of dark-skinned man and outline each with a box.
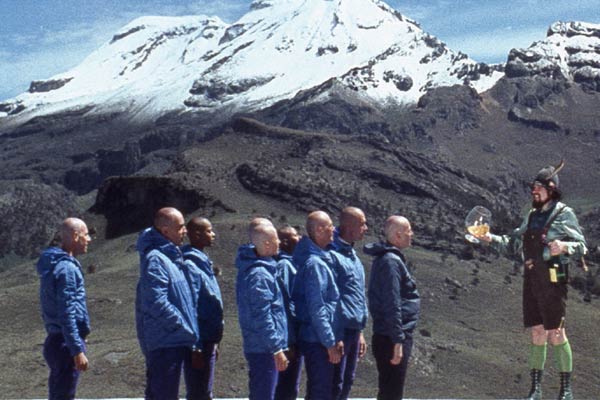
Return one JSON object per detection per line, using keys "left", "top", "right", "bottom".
{"left": 472, "top": 161, "right": 586, "bottom": 400}
{"left": 37, "top": 218, "right": 92, "bottom": 400}
{"left": 274, "top": 225, "right": 303, "bottom": 400}
{"left": 236, "top": 221, "right": 289, "bottom": 400}
{"left": 364, "top": 216, "right": 420, "bottom": 400}
{"left": 292, "top": 210, "right": 343, "bottom": 400}
{"left": 329, "top": 207, "right": 369, "bottom": 400}
{"left": 182, "top": 217, "right": 223, "bottom": 400}
{"left": 136, "top": 207, "right": 199, "bottom": 399}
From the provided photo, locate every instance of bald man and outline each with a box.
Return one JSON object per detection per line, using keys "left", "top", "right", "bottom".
{"left": 182, "top": 217, "right": 223, "bottom": 400}
{"left": 274, "top": 225, "right": 303, "bottom": 400}
{"left": 236, "top": 221, "right": 288, "bottom": 400}
{"left": 135, "top": 207, "right": 199, "bottom": 399}
{"left": 329, "top": 207, "right": 369, "bottom": 400}
{"left": 292, "top": 211, "right": 343, "bottom": 400}
{"left": 364, "top": 216, "right": 420, "bottom": 400}
{"left": 247, "top": 217, "right": 275, "bottom": 243}
{"left": 36, "top": 217, "right": 92, "bottom": 399}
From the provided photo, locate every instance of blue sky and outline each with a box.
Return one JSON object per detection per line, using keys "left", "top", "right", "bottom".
{"left": 1, "top": 0, "right": 599, "bottom": 101}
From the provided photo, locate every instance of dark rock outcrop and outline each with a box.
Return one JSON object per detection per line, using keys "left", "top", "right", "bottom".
{"left": 505, "top": 21, "right": 600, "bottom": 92}
{"left": 383, "top": 71, "right": 413, "bottom": 91}
{"left": 508, "top": 106, "right": 561, "bottom": 131}
{"left": 92, "top": 174, "right": 230, "bottom": 238}
{"left": 28, "top": 78, "right": 74, "bottom": 93}
{"left": 187, "top": 76, "right": 275, "bottom": 103}
{"left": 0, "top": 101, "right": 25, "bottom": 115}
{"left": 0, "top": 180, "right": 77, "bottom": 257}
{"left": 111, "top": 25, "right": 146, "bottom": 43}
{"left": 219, "top": 23, "right": 247, "bottom": 44}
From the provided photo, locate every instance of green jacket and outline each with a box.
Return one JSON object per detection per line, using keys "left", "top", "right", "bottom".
{"left": 489, "top": 201, "right": 587, "bottom": 263}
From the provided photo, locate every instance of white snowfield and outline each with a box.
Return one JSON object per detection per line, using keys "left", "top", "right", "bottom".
{"left": 0, "top": 0, "right": 503, "bottom": 126}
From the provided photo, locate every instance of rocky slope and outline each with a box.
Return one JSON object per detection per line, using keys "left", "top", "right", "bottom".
{"left": 1, "top": 120, "right": 599, "bottom": 398}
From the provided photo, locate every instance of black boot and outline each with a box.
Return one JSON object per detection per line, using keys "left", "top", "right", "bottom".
{"left": 525, "top": 369, "right": 543, "bottom": 400}
{"left": 557, "top": 372, "right": 573, "bottom": 400}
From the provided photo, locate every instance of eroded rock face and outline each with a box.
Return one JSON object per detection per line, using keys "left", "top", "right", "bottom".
{"left": 92, "top": 174, "right": 226, "bottom": 238}
{"left": 186, "top": 75, "right": 274, "bottom": 106}
{"left": 506, "top": 21, "right": 600, "bottom": 91}
{"left": 0, "top": 180, "right": 77, "bottom": 257}
{"left": 220, "top": 118, "right": 521, "bottom": 255}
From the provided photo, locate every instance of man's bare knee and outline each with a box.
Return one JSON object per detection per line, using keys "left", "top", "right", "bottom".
{"left": 530, "top": 325, "right": 547, "bottom": 345}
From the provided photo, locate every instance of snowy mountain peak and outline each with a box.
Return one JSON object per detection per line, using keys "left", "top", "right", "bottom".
{"left": 506, "top": 21, "right": 600, "bottom": 91}
{"left": 0, "top": 0, "right": 503, "bottom": 126}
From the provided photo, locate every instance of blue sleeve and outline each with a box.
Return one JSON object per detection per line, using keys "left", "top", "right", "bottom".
{"left": 305, "top": 260, "right": 336, "bottom": 348}
{"left": 248, "top": 269, "right": 285, "bottom": 353}
{"left": 380, "top": 259, "right": 405, "bottom": 343}
{"left": 142, "top": 254, "right": 186, "bottom": 331}
{"left": 184, "top": 260, "right": 204, "bottom": 349}
{"left": 55, "top": 261, "right": 85, "bottom": 356}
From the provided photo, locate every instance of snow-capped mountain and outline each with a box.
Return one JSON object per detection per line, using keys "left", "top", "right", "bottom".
{"left": 0, "top": 0, "right": 505, "bottom": 125}
{"left": 506, "top": 21, "right": 600, "bottom": 91}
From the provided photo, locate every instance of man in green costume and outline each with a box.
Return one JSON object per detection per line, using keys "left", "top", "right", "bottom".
{"left": 474, "top": 160, "right": 586, "bottom": 400}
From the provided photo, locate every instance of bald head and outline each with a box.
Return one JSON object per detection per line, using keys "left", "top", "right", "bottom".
{"left": 384, "top": 216, "right": 413, "bottom": 249}
{"left": 306, "top": 211, "right": 334, "bottom": 249}
{"left": 60, "top": 218, "right": 90, "bottom": 256}
{"left": 338, "top": 206, "right": 367, "bottom": 243}
{"left": 251, "top": 224, "right": 279, "bottom": 257}
{"left": 248, "top": 217, "right": 274, "bottom": 240}
{"left": 61, "top": 218, "right": 86, "bottom": 241}
{"left": 154, "top": 207, "right": 186, "bottom": 245}
{"left": 187, "top": 217, "right": 215, "bottom": 250}
{"left": 155, "top": 207, "right": 183, "bottom": 228}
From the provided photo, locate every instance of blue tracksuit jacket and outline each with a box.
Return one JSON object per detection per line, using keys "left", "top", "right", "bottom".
{"left": 329, "top": 230, "right": 368, "bottom": 331}
{"left": 135, "top": 227, "right": 198, "bottom": 355}
{"left": 181, "top": 245, "right": 224, "bottom": 348}
{"left": 291, "top": 236, "right": 341, "bottom": 348}
{"left": 37, "top": 247, "right": 90, "bottom": 356}
{"left": 236, "top": 244, "right": 288, "bottom": 354}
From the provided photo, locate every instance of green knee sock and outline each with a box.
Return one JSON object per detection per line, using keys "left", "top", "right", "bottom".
{"left": 529, "top": 343, "right": 547, "bottom": 370}
{"left": 553, "top": 340, "right": 573, "bottom": 372}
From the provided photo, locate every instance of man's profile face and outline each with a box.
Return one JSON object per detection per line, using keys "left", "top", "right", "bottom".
{"left": 196, "top": 223, "right": 215, "bottom": 248}
{"left": 74, "top": 225, "right": 91, "bottom": 255}
{"left": 348, "top": 213, "right": 368, "bottom": 242}
{"left": 397, "top": 223, "right": 413, "bottom": 249}
{"left": 264, "top": 233, "right": 280, "bottom": 257}
{"left": 317, "top": 217, "right": 335, "bottom": 246}
{"left": 162, "top": 214, "right": 187, "bottom": 245}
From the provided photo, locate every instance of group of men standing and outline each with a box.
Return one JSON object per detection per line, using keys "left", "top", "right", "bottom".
{"left": 35, "top": 205, "right": 419, "bottom": 400}
{"left": 34, "top": 160, "right": 586, "bottom": 400}
{"left": 235, "top": 207, "right": 420, "bottom": 400}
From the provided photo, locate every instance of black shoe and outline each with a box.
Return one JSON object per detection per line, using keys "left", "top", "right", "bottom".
{"left": 525, "top": 369, "right": 543, "bottom": 400}
{"left": 557, "top": 372, "right": 573, "bottom": 400}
